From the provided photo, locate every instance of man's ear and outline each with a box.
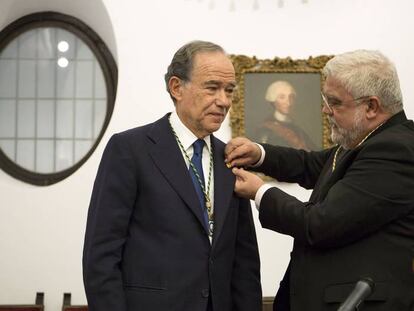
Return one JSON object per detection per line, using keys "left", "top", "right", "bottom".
{"left": 169, "top": 76, "right": 183, "bottom": 102}
{"left": 365, "top": 96, "right": 381, "bottom": 119}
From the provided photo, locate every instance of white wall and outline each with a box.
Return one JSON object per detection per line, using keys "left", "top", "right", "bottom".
{"left": 1, "top": 0, "right": 414, "bottom": 310}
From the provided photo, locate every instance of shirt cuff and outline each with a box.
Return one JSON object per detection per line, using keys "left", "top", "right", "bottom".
{"left": 251, "top": 144, "right": 266, "bottom": 167}
{"left": 254, "top": 184, "right": 273, "bottom": 211}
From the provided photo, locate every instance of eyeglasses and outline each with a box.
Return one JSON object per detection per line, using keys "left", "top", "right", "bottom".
{"left": 321, "top": 92, "right": 371, "bottom": 114}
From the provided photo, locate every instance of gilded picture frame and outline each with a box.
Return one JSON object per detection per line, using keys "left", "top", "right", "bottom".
{"left": 229, "top": 54, "right": 334, "bottom": 150}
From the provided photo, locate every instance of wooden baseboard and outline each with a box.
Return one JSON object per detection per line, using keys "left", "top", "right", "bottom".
{"left": 263, "top": 296, "right": 274, "bottom": 311}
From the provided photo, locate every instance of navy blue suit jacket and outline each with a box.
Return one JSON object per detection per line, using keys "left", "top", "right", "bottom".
{"left": 83, "top": 114, "right": 262, "bottom": 311}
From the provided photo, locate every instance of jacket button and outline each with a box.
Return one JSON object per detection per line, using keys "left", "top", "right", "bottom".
{"left": 201, "top": 289, "right": 209, "bottom": 298}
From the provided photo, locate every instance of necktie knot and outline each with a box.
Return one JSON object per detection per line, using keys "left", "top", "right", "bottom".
{"left": 193, "top": 139, "right": 205, "bottom": 157}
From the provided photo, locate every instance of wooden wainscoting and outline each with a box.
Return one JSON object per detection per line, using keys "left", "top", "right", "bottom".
{"left": 0, "top": 292, "right": 44, "bottom": 311}
{"left": 62, "top": 293, "right": 87, "bottom": 311}
{"left": 263, "top": 296, "right": 274, "bottom": 311}
{"left": 60, "top": 293, "right": 273, "bottom": 311}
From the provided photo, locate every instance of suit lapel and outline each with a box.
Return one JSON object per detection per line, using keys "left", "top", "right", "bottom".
{"left": 147, "top": 114, "right": 209, "bottom": 234}
{"left": 211, "top": 136, "right": 235, "bottom": 246}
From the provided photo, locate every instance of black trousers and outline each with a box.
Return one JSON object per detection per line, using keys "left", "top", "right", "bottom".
{"left": 273, "top": 264, "right": 291, "bottom": 311}
{"left": 207, "top": 291, "right": 213, "bottom": 311}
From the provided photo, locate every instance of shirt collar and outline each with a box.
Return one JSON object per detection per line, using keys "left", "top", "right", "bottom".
{"left": 170, "top": 111, "right": 211, "bottom": 152}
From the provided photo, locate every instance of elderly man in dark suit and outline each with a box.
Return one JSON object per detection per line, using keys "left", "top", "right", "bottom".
{"left": 225, "top": 50, "right": 414, "bottom": 311}
{"left": 83, "top": 40, "right": 262, "bottom": 311}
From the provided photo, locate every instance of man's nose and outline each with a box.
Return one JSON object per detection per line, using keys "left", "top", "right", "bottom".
{"left": 216, "top": 89, "right": 231, "bottom": 107}
{"left": 321, "top": 103, "right": 332, "bottom": 115}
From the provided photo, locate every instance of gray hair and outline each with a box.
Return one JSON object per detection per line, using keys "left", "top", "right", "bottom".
{"left": 165, "top": 40, "right": 225, "bottom": 103}
{"left": 323, "top": 50, "right": 403, "bottom": 114}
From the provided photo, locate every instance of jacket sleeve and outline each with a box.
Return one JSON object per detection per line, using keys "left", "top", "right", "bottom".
{"left": 83, "top": 133, "right": 138, "bottom": 311}
{"left": 231, "top": 197, "right": 262, "bottom": 311}
{"left": 257, "top": 144, "right": 333, "bottom": 189}
{"left": 259, "top": 137, "right": 414, "bottom": 248}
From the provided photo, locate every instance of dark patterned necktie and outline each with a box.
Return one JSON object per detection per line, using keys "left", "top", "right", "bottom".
{"left": 189, "top": 139, "right": 209, "bottom": 229}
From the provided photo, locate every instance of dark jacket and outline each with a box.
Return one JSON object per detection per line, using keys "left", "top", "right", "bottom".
{"left": 258, "top": 111, "right": 414, "bottom": 310}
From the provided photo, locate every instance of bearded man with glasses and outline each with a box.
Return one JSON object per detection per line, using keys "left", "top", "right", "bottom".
{"left": 225, "top": 50, "right": 414, "bottom": 311}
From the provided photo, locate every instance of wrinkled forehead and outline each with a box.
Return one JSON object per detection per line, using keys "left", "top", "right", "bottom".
{"left": 323, "top": 76, "right": 346, "bottom": 94}
{"left": 190, "top": 51, "right": 235, "bottom": 81}
{"left": 322, "top": 76, "right": 358, "bottom": 103}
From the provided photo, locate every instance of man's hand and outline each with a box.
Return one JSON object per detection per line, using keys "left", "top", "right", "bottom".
{"left": 225, "top": 137, "right": 262, "bottom": 168}
{"left": 232, "top": 167, "right": 264, "bottom": 200}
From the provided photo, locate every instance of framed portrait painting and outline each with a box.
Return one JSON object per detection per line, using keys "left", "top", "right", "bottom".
{"left": 229, "top": 54, "right": 334, "bottom": 151}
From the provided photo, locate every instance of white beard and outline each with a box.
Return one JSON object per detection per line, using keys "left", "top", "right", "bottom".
{"left": 329, "top": 107, "right": 366, "bottom": 149}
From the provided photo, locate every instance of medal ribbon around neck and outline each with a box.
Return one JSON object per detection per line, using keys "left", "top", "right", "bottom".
{"left": 168, "top": 117, "right": 214, "bottom": 236}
